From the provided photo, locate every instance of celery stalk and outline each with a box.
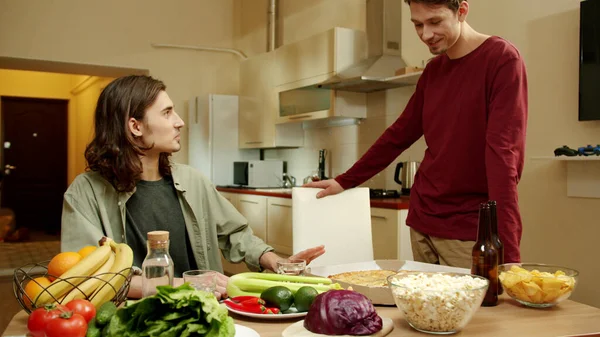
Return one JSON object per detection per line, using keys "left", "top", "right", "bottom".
{"left": 226, "top": 272, "right": 343, "bottom": 298}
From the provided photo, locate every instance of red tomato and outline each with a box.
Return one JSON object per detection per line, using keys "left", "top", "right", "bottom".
{"left": 65, "top": 299, "right": 96, "bottom": 323}
{"left": 45, "top": 312, "right": 87, "bottom": 337}
{"left": 27, "top": 304, "right": 68, "bottom": 337}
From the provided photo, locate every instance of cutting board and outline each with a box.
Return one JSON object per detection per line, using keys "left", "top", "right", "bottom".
{"left": 292, "top": 187, "right": 373, "bottom": 268}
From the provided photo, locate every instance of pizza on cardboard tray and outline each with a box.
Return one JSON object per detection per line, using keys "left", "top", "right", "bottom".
{"left": 328, "top": 270, "right": 397, "bottom": 287}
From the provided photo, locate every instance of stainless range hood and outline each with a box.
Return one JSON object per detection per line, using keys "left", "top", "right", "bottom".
{"left": 316, "top": 0, "right": 422, "bottom": 93}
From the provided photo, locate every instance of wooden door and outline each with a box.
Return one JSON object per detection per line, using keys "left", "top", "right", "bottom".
{"left": 1, "top": 97, "right": 68, "bottom": 233}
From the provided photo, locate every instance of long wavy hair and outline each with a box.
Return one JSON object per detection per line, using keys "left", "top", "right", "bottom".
{"left": 404, "top": 0, "right": 464, "bottom": 12}
{"left": 85, "top": 75, "right": 172, "bottom": 192}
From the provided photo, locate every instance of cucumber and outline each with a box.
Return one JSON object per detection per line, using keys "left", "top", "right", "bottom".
{"left": 86, "top": 318, "right": 102, "bottom": 337}
{"left": 95, "top": 301, "right": 117, "bottom": 326}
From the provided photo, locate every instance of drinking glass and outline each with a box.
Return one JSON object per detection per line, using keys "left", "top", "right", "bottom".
{"left": 182, "top": 270, "right": 218, "bottom": 293}
{"left": 276, "top": 258, "right": 307, "bottom": 275}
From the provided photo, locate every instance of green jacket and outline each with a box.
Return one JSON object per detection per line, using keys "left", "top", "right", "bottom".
{"left": 61, "top": 163, "right": 273, "bottom": 273}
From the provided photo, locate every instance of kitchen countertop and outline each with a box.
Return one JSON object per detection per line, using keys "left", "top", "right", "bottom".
{"left": 4, "top": 296, "right": 600, "bottom": 337}
{"left": 216, "top": 187, "right": 410, "bottom": 210}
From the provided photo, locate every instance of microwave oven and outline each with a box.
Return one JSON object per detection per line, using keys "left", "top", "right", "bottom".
{"left": 233, "top": 160, "right": 284, "bottom": 188}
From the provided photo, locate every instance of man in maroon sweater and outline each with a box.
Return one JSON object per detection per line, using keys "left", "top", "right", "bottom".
{"left": 305, "top": 0, "right": 527, "bottom": 268}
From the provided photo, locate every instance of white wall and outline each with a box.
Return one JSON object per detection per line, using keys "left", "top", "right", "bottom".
{"left": 0, "top": 0, "right": 241, "bottom": 164}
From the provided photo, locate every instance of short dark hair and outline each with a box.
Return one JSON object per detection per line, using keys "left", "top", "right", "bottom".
{"left": 85, "top": 75, "right": 172, "bottom": 192}
{"left": 404, "top": 0, "right": 464, "bottom": 12}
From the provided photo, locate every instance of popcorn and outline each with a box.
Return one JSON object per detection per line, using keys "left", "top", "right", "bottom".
{"left": 389, "top": 273, "right": 488, "bottom": 333}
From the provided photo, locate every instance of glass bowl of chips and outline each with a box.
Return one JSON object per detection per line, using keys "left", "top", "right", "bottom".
{"left": 499, "top": 263, "right": 578, "bottom": 308}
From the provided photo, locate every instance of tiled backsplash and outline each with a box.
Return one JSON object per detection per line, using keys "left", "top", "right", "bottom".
{"left": 265, "top": 85, "right": 426, "bottom": 189}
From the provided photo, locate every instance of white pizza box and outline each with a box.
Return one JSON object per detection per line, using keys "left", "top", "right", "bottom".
{"left": 308, "top": 260, "right": 470, "bottom": 305}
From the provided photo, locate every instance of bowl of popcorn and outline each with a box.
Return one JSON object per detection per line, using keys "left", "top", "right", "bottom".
{"left": 387, "top": 271, "right": 489, "bottom": 335}
{"left": 499, "top": 263, "right": 578, "bottom": 308}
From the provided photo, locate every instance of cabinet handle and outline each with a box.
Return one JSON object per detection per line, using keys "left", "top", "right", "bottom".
{"left": 240, "top": 200, "right": 259, "bottom": 204}
{"left": 288, "top": 114, "right": 312, "bottom": 120}
{"left": 271, "top": 203, "right": 291, "bottom": 208}
{"left": 371, "top": 215, "right": 387, "bottom": 220}
{"left": 245, "top": 141, "right": 264, "bottom": 144}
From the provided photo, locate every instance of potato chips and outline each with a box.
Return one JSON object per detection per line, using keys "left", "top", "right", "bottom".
{"left": 499, "top": 265, "right": 576, "bottom": 304}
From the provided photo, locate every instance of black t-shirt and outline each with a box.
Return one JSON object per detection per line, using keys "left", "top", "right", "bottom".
{"left": 125, "top": 176, "right": 198, "bottom": 277}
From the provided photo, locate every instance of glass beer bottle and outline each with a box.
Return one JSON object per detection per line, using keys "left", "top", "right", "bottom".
{"left": 488, "top": 200, "right": 504, "bottom": 295}
{"left": 471, "top": 203, "right": 499, "bottom": 306}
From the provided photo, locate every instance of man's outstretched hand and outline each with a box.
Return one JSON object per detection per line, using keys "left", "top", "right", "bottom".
{"left": 303, "top": 179, "right": 345, "bottom": 198}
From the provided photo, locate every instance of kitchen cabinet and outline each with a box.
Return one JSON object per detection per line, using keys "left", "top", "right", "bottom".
{"left": 370, "top": 207, "right": 412, "bottom": 261}
{"left": 218, "top": 193, "right": 292, "bottom": 275}
{"left": 237, "top": 194, "right": 267, "bottom": 241}
{"left": 219, "top": 193, "right": 265, "bottom": 276}
{"left": 275, "top": 83, "right": 366, "bottom": 124}
{"left": 238, "top": 51, "right": 304, "bottom": 149}
{"left": 219, "top": 192, "right": 239, "bottom": 210}
{"left": 274, "top": 27, "right": 367, "bottom": 87}
{"left": 266, "top": 197, "right": 293, "bottom": 255}
{"left": 218, "top": 191, "right": 413, "bottom": 275}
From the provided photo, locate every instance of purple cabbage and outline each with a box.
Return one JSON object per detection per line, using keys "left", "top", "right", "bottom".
{"left": 304, "top": 290, "right": 383, "bottom": 335}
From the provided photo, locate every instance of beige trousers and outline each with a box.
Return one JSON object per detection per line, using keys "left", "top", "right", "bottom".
{"left": 410, "top": 228, "right": 474, "bottom": 269}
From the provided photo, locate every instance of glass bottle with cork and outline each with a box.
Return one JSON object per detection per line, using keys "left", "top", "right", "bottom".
{"left": 142, "top": 230, "right": 174, "bottom": 297}
{"left": 488, "top": 200, "right": 504, "bottom": 295}
{"left": 471, "top": 202, "right": 499, "bottom": 306}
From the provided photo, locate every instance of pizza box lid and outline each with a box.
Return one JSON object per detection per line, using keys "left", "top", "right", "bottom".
{"left": 308, "top": 260, "right": 470, "bottom": 305}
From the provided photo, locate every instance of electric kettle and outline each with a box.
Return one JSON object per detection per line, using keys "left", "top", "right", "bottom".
{"left": 394, "top": 161, "right": 420, "bottom": 195}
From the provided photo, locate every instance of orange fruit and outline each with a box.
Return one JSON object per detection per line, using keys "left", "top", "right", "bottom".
{"left": 23, "top": 276, "right": 51, "bottom": 308}
{"left": 77, "top": 245, "right": 97, "bottom": 259}
{"left": 47, "top": 252, "right": 82, "bottom": 281}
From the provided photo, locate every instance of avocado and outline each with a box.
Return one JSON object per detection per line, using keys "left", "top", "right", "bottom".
{"left": 294, "top": 286, "right": 318, "bottom": 312}
{"left": 260, "top": 286, "right": 294, "bottom": 312}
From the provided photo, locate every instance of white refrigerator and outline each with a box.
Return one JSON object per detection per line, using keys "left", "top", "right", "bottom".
{"left": 187, "top": 94, "right": 259, "bottom": 186}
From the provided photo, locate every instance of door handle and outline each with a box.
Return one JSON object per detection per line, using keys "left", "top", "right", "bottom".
{"left": 4, "top": 164, "right": 16, "bottom": 175}
{"left": 288, "top": 114, "right": 312, "bottom": 120}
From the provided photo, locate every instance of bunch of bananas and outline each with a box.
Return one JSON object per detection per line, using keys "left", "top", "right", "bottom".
{"left": 33, "top": 237, "right": 134, "bottom": 309}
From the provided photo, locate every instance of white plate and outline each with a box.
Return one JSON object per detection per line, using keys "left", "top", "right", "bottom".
{"left": 225, "top": 302, "right": 307, "bottom": 319}
{"left": 235, "top": 323, "right": 260, "bottom": 337}
{"left": 282, "top": 316, "right": 394, "bottom": 337}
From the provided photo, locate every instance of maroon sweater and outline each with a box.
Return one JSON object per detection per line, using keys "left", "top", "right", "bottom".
{"left": 336, "top": 37, "right": 528, "bottom": 263}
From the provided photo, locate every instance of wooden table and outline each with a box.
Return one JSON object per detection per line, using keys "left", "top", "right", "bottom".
{"left": 3, "top": 297, "right": 600, "bottom": 337}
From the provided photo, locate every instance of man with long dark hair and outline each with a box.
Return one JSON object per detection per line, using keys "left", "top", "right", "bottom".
{"left": 306, "top": 0, "right": 528, "bottom": 268}
{"left": 61, "top": 75, "right": 324, "bottom": 298}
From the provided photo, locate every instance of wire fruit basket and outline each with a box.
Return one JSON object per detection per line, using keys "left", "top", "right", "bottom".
{"left": 13, "top": 260, "right": 133, "bottom": 313}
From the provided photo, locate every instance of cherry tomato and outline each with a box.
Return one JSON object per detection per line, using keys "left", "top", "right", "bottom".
{"left": 65, "top": 299, "right": 96, "bottom": 323}
{"left": 27, "top": 304, "right": 68, "bottom": 337}
{"left": 45, "top": 312, "right": 87, "bottom": 337}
